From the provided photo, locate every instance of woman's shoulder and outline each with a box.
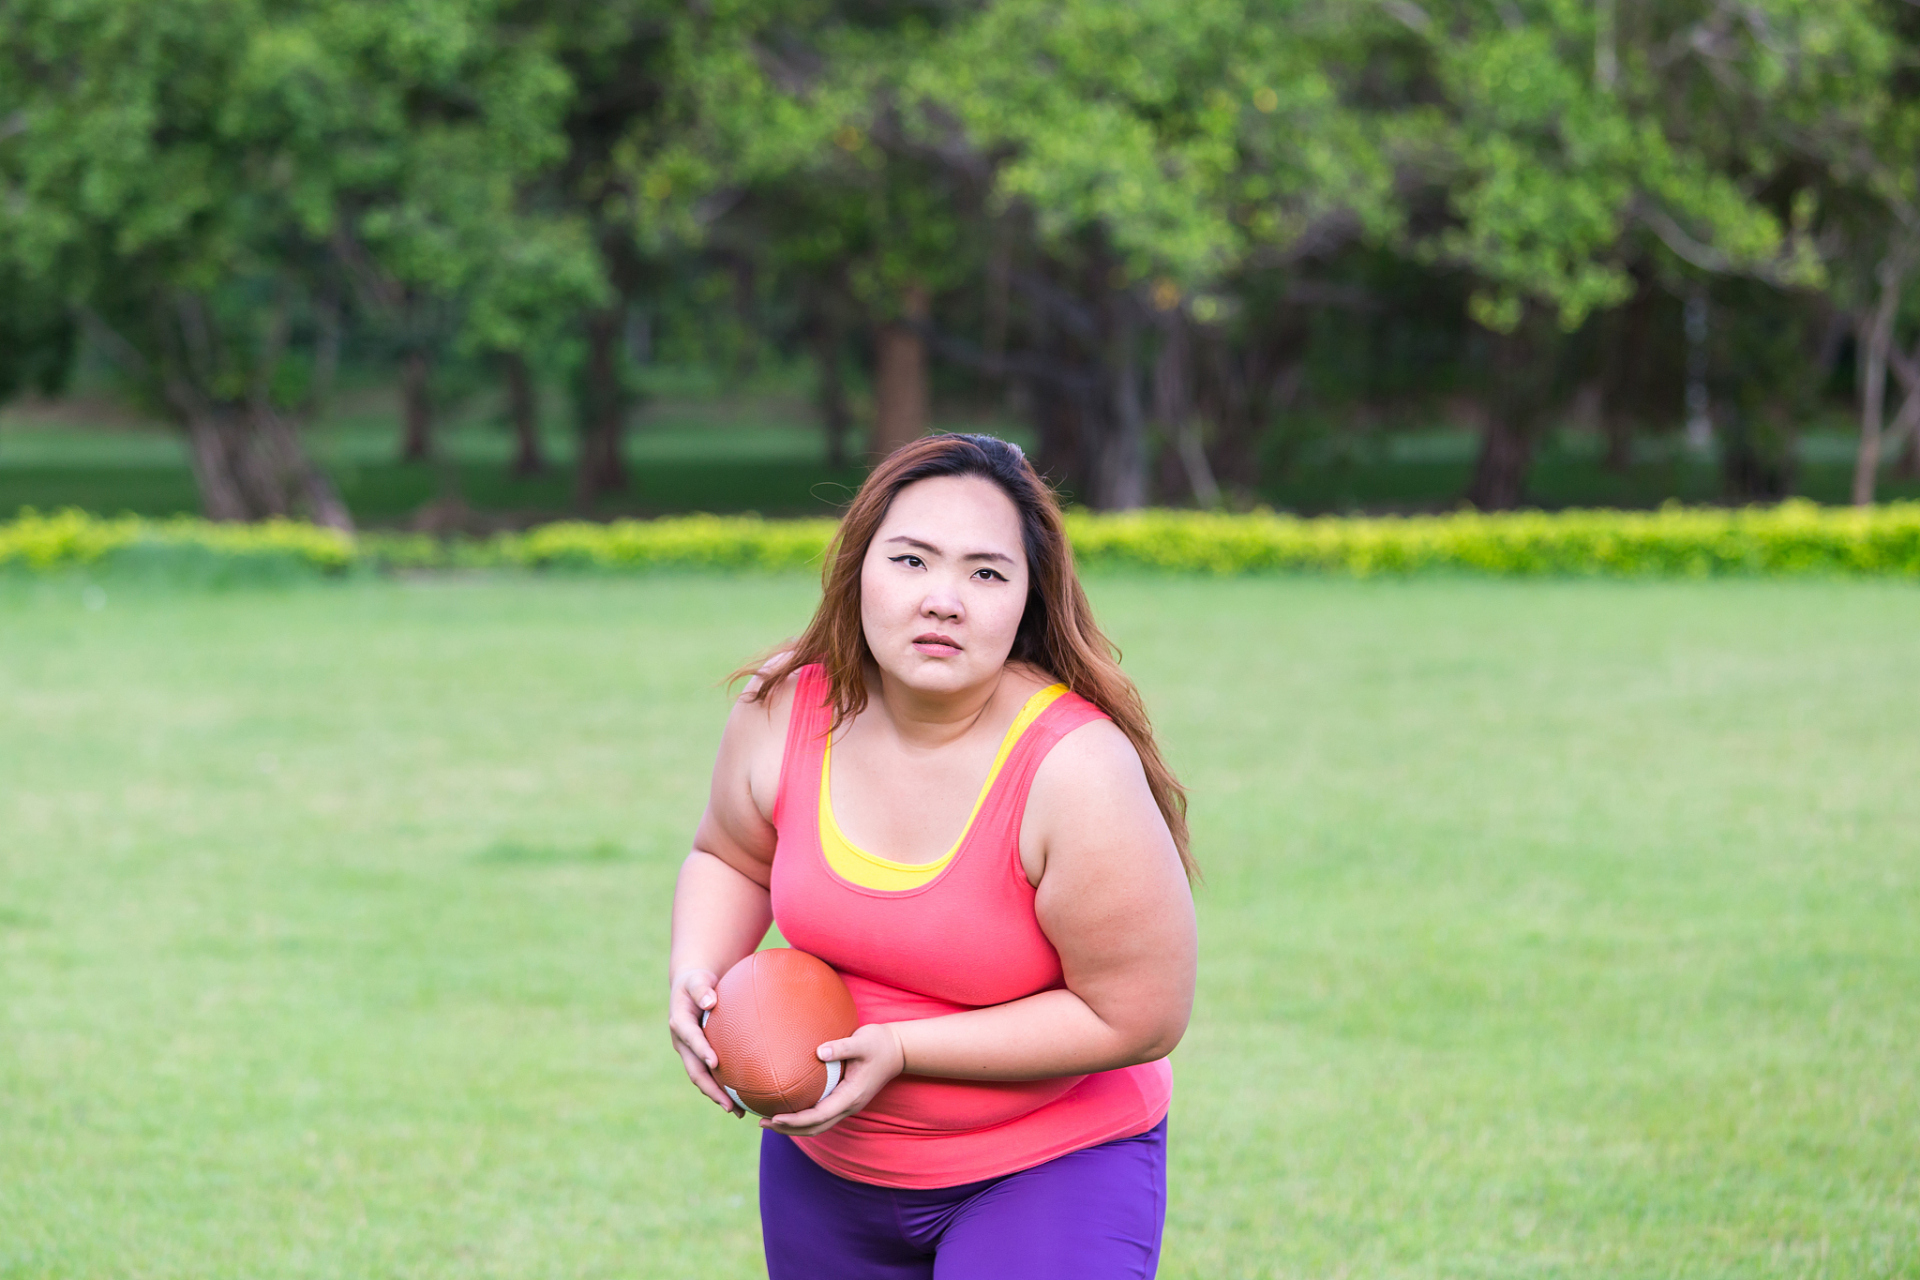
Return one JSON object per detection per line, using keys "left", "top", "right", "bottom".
{"left": 1032, "top": 710, "right": 1135, "bottom": 778}
{"left": 736, "top": 652, "right": 820, "bottom": 707}
{"left": 1019, "top": 670, "right": 1137, "bottom": 792}
{"left": 717, "top": 654, "right": 814, "bottom": 762}
{"left": 1020, "top": 708, "right": 1166, "bottom": 883}
{"left": 721, "top": 653, "right": 818, "bottom": 828}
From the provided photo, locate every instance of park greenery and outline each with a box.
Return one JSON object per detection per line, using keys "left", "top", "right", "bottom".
{"left": 10, "top": 10, "right": 1920, "bottom": 1278}
{"left": 9, "top": 0, "right": 1920, "bottom": 526}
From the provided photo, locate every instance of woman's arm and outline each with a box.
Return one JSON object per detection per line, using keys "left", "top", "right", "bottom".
{"left": 667, "top": 683, "right": 788, "bottom": 1114}
{"left": 764, "top": 719, "right": 1196, "bottom": 1135}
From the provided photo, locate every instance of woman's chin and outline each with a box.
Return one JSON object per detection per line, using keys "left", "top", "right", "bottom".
{"left": 881, "top": 654, "right": 986, "bottom": 695}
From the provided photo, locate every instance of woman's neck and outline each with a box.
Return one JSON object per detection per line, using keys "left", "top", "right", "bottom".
{"left": 864, "top": 660, "right": 1007, "bottom": 752}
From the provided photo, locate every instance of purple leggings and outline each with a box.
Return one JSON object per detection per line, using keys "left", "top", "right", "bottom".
{"left": 759, "top": 1119, "right": 1167, "bottom": 1280}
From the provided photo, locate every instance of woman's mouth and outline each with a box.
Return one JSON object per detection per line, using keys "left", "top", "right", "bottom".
{"left": 912, "top": 633, "right": 961, "bottom": 656}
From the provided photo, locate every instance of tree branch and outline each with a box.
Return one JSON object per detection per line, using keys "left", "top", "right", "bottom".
{"left": 1634, "top": 198, "right": 1809, "bottom": 287}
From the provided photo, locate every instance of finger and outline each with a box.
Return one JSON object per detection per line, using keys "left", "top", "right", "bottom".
{"left": 815, "top": 1037, "right": 860, "bottom": 1062}
{"left": 673, "top": 1040, "right": 740, "bottom": 1113}
{"left": 763, "top": 1110, "right": 848, "bottom": 1137}
{"left": 670, "top": 1032, "right": 721, "bottom": 1084}
{"left": 667, "top": 1015, "right": 719, "bottom": 1069}
{"left": 761, "top": 1082, "right": 863, "bottom": 1134}
{"left": 668, "top": 984, "right": 718, "bottom": 1026}
{"left": 672, "top": 972, "right": 720, "bottom": 1019}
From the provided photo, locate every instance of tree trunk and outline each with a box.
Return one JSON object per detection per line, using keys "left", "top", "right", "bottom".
{"left": 1466, "top": 412, "right": 1537, "bottom": 510}
{"left": 985, "top": 218, "right": 1012, "bottom": 362}
{"left": 184, "top": 405, "right": 351, "bottom": 529}
{"left": 1852, "top": 259, "right": 1904, "bottom": 507}
{"left": 259, "top": 408, "right": 353, "bottom": 529}
{"left": 1196, "top": 333, "right": 1257, "bottom": 492}
{"left": 873, "top": 285, "right": 930, "bottom": 457}
{"left": 1891, "top": 393, "right": 1920, "bottom": 482}
{"left": 1878, "top": 335, "right": 1920, "bottom": 483}
{"left": 1602, "top": 413, "right": 1634, "bottom": 471}
{"left": 146, "top": 292, "right": 350, "bottom": 529}
{"left": 503, "top": 352, "right": 545, "bottom": 477}
{"left": 185, "top": 411, "right": 257, "bottom": 522}
{"left": 810, "top": 312, "right": 852, "bottom": 468}
{"left": 1152, "top": 312, "right": 1221, "bottom": 508}
{"left": 1466, "top": 318, "right": 1554, "bottom": 510}
{"left": 1719, "top": 403, "right": 1792, "bottom": 502}
{"left": 1095, "top": 303, "right": 1149, "bottom": 510}
{"left": 1598, "top": 277, "right": 1661, "bottom": 472}
{"left": 574, "top": 308, "right": 629, "bottom": 505}
{"left": 732, "top": 257, "right": 760, "bottom": 379}
{"left": 1898, "top": 424, "right": 1920, "bottom": 480}
{"left": 400, "top": 349, "right": 434, "bottom": 463}
{"left": 1028, "top": 383, "right": 1087, "bottom": 500}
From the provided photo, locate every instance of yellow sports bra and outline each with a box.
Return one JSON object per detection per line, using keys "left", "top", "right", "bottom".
{"left": 819, "top": 684, "right": 1067, "bottom": 891}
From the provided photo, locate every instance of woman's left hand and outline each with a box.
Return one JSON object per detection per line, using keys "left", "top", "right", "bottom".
{"left": 761, "top": 1023, "right": 906, "bottom": 1136}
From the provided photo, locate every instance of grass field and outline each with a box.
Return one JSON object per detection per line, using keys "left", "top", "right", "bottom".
{"left": 3, "top": 573, "right": 1918, "bottom": 1278}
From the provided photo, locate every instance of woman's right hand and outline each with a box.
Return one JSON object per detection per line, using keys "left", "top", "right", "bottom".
{"left": 669, "top": 967, "right": 743, "bottom": 1115}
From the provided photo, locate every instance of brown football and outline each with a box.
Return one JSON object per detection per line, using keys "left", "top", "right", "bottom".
{"left": 701, "top": 948, "right": 859, "bottom": 1118}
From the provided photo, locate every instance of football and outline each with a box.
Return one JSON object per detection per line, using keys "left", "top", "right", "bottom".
{"left": 701, "top": 948, "right": 859, "bottom": 1118}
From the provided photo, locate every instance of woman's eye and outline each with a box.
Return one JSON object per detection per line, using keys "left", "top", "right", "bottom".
{"left": 890, "top": 554, "right": 924, "bottom": 569}
{"left": 973, "top": 567, "right": 1006, "bottom": 581}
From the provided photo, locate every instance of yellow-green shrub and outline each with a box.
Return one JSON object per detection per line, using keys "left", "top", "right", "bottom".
{"left": 9, "top": 502, "right": 1920, "bottom": 578}
{"left": 1062, "top": 502, "right": 1920, "bottom": 576}
{"left": 0, "top": 509, "right": 354, "bottom": 572}
{"left": 498, "top": 515, "right": 840, "bottom": 571}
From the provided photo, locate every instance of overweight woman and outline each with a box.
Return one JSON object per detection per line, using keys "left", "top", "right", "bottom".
{"left": 668, "top": 433, "right": 1197, "bottom": 1279}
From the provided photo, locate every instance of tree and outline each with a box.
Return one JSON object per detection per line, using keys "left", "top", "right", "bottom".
{"left": 0, "top": 0, "right": 574, "bottom": 526}
{"left": 1377, "top": 0, "right": 1825, "bottom": 508}
{"left": 901, "top": 0, "right": 1396, "bottom": 507}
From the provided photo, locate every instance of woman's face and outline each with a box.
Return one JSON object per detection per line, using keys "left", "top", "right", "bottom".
{"left": 860, "top": 474, "right": 1031, "bottom": 698}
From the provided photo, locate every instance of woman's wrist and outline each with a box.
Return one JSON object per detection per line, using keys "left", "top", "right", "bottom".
{"left": 879, "top": 1022, "right": 911, "bottom": 1075}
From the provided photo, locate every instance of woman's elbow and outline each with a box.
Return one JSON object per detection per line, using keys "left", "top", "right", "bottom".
{"left": 1118, "top": 1010, "right": 1191, "bottom": 1066}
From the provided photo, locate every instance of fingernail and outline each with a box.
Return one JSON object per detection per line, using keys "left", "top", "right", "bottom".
{"left": 699, "top": 993, "right": 714, "bottom": 1008}
{"left": 705, "top": 1056, "right": 717, "bottom": 1068}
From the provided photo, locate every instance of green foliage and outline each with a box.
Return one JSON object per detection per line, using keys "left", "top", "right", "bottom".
{"left": 0, "top": 508, "right": 354, "bottom": 571}
{"left": 916, "top": 0, "right": 1397, "bottom": 283}
{"left": 12, "top": 502, "right": 1920, "bottom": 578}
{"left": 1401, "top": 0, "right": 1834, "bottom": 330}
{"left": 8, "top": 0, "right": 1920, "bottom": 516}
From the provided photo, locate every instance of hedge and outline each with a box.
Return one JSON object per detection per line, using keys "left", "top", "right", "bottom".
{"left": 7, "top": 501, "right": 1920, "bottom": 578}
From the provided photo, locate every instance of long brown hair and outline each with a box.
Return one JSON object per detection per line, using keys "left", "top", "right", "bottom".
{"left": 738, "top": 433, "right": 1196, "bottom": 879}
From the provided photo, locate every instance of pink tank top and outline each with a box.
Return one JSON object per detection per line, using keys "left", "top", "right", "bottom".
{"left": 770, "top": 663, "right": 1173, "bottom": 1189}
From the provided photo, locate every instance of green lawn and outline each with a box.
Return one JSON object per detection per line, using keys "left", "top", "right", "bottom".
{"left": 11, "top": 389, "right": 1920, "bottom": 523}
{"left": 3, "top": 574, "right": 1917, "bottom": 1278}
{"left": 0, "top": 390, "right": 875, "bottom": 523}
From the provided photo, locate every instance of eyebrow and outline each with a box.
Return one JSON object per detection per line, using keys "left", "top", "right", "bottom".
{"left": 884, "top": 535, "right": 1017, "bottom": 566}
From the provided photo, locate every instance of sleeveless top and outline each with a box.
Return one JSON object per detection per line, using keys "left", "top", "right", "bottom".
{"left": 770, "top": 663, "right": 1173, "bottom": 1189}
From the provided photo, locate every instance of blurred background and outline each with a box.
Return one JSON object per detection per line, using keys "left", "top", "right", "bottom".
{"left": 5, "top": 4, "right": 1920, "bottom": 1280}
{"left": 8, "top": 0, "right": 1920, "bottom": 524}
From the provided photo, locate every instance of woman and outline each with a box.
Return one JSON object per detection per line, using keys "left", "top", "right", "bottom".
{"left": 668, "top": 433, "right": 1197, "bottom": 1278}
